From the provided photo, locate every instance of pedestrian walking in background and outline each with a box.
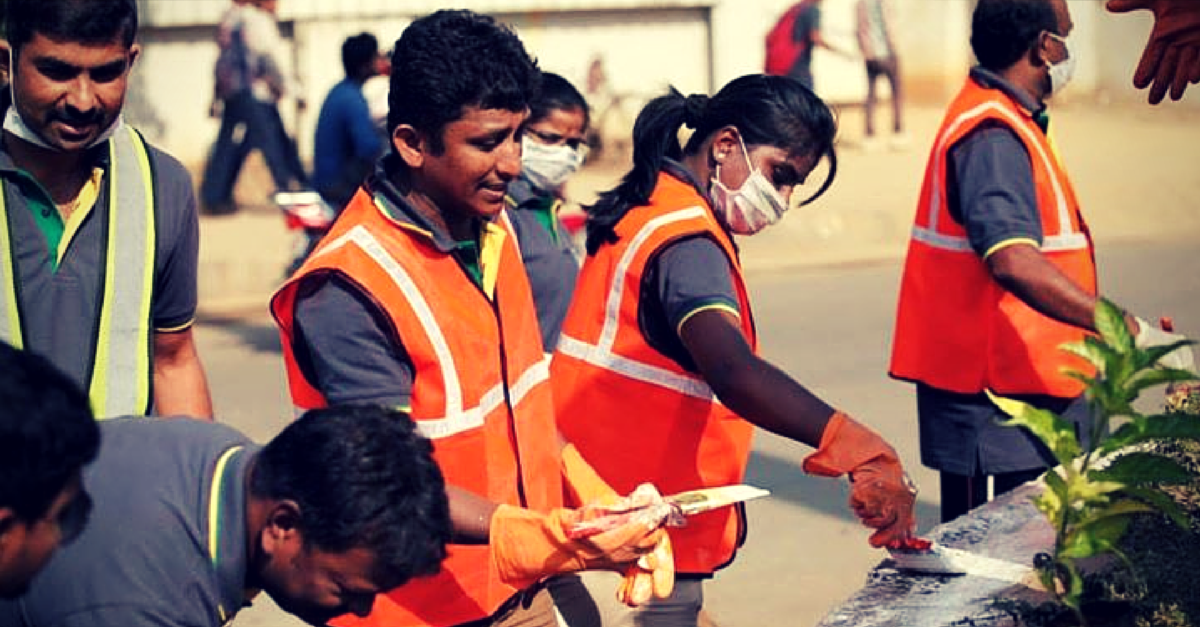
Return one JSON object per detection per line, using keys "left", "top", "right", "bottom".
{"left": 551, "top": 74, "right": 921, "bottom": 627}
{"left": 312, "top": 32, "right": 385, "bottom": 215}
{"left": 0, "top": 0, "right": 213, "bottom": 419}
{"left": 0, "top": 342, "right": 98, "bottom": 599}
{"left": 506, "top": 71, "right": 589, "bottom": 350}
{"left": 766, "top": 0, "right": 851, "bottom": 91}
{"left": 889, "top": 0, "right": 1196, "bottom": 525}
{"left": 201, "top": 0, "right": 253, "bottom": 215}
{"left": 855, "top": 0, "right": 907, "bottom": 151}
{"left": 272, "top": 10, "right": 672, "bottom": 627}
{"left": 200, "top": 0, "right": 308, "bottom": 215}
{"left": 0, "top": 403, "right": 454, "bottom": 627}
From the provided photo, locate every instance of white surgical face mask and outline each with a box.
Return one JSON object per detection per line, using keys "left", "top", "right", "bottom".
{"left": 708, "top": 133, "right": 788, "bottom": 235}
{"left": 521, "top": 135, "right": 585, "bottom": 191}
{"left": 1045, "top": 32, "right": 1076, "bottom": 97}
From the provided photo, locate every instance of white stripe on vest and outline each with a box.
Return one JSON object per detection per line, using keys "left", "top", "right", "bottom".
{"left": 311, "top": 224, "right": 549, "bottom": 440}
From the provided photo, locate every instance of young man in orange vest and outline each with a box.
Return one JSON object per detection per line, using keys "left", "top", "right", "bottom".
{"left": 270, "top": 9, "right": 670, "bottom": 627}
{"left": 889, "top": 0, "right": 1194, "bottom": 524}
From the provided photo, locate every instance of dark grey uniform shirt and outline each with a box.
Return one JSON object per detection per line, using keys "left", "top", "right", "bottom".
{"left": 505, "top": 176, "right": 580, "bottom": 350}
{"left": 0, "top": 110, "right": 200, "bottom": 401}
{"left": 0, "top": 418, "right": 256, "bottom": 627}
{"left": 917, "top": 67, "right": 1092, "bottom": 476}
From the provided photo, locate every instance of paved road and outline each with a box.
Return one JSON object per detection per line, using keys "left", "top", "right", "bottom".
{"left": 202, "top": 238, "right": 1199, "bottom": 627}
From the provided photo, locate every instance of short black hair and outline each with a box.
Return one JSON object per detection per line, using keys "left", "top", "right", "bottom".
{"left": 249, "top": 405, "right": 451, "bottom": 589}
{"left": 530, "top": 71, "right": 590, "bottom": 132}
{"left": 6, "top": 0, "right": 138, "bottom": 57}
{"left": 0, "top": 342, "right": 99, "bottom": 523}
{"left": 387, "top": 9, "right": 540, "bottom": 153}
{"left": 971, "top": 0, "right": 1059, "bottom": 71}
{"left": 342, "top": 32, "right": 379, "bottom": 79}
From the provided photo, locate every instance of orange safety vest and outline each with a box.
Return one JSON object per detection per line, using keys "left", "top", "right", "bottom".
{"left": 890, "top": 77, "right": 1097, "bottom": 398}
{"left": 271, "top": 188, "right": 563, "bottom": 627}
{"left": 551, "top": 172, "right": 757, "bottom": 575}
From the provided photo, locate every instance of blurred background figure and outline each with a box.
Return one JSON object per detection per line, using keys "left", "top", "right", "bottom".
{"left": 766, "top": 0, "right": 852, "bottom": 91}
{"left": 856, "top": 0, "right": 907, "bottom": 151}
{"left": 200, "top": 0, "right": 308, "bottom": 216}
{"left": 506, "top": 71, "right": 589, "bottom": 350}
{"left": 312, "top": 32, "right": 385, "bottom": 215}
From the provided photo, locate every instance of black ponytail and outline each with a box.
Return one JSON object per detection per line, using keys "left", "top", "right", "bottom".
{"left": 585, "top": 88, "right": 692, "bottom": 255}
{"left": 584, "top": 75, "right": 838, "bottom": 255}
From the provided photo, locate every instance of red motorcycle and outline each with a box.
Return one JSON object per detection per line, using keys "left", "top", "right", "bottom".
{"left": 272, "top": 190, "right": 337, "bottom": 276}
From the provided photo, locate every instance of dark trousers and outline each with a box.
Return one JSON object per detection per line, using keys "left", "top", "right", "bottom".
{"left": 864, "top": 57, "right": 903, "bottom": 136}
{"left": 939, "top": 467, "right": 1044, "bottom": 523}
{"left": 201, "top": 91, "right": 307, "bottom": 208}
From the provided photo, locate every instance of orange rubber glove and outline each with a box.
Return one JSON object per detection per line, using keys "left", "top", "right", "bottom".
{"left": 616, "top": 533, "right": 675, "bottom": 607}
{"left": 561, "top": 443, "right": 619, "bottom": 507}
{"left": 490, "top": 504, "right": 665, "bottom": 592}
{"left": 1107, "top": 0, "right": 1200, "bottom": 103}
{"left": 802, "top": 411, "right": 918, "bottom": 549}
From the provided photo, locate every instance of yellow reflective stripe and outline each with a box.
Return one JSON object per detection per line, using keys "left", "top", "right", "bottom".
{"left": 676, "top": 302, "right": 741, "bottom": 336}
{"left": 0, "top": 184, "right": 22, "bottom": 348}
{"left": 57, "top": 167, "right": 103, "bottom": 265}
{"left": 91, "top": 126, "right": 155, "bottom": 418}
{"left": 983, "top": 237, "right": 1038, "bottom": 260}
{"left": 155, "top": 318, "right": 194, "bottom": 333}
{"left": 207, "top": 445, "right": 243, "bottom": 623}
{"left": 598, "top": 206, "right": 707, "bottom": 352}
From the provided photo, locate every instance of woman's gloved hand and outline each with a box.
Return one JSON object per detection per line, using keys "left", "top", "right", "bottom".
{"left": 802, "top": 411, "right": 919, "bottom": 548}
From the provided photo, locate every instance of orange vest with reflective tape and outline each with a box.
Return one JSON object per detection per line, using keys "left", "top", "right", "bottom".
{"left": 271, "top": 188, "right": 563, "bottom": 627}
{"left": 551, "top": 172, "right": 757, "bottom": 575}
{"left": 890, "top": 78, "right": 1097, "bottom": 397}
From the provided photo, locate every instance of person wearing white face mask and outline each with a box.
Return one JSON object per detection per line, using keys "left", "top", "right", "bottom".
{"left": 890, "top": 0, "right": 1195, "bottom": 526}
{"left": 505, "top": 72, "right": 590, "bottom": 350}
{"left": 549, "top": 74, "right": 923, "bottom": 627}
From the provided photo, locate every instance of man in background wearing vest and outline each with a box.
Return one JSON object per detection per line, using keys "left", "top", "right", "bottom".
{"left": 889, "top": 0, "right": 1195, "bottom": 524}
{"left": 271, "top": 9, "right": 671, "bottom": 627}
{"left": 0, "top": 0, "right": 212, "bottom": 419}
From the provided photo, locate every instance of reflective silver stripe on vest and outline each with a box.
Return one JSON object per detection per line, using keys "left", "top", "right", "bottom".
{"left": 0, "top": 185, "right": 22, "bottom": 348}
{"left": 313, "top": 224, "right": 550, "bottom": 440}
{"left": 560, "top": 206, "right": 714, "bottom": 399}
{"left": 922, "top": 101, "right": 1080, "bottom": 252}
{"left": 90, "top": 124, "right": 156, "bottom": 418}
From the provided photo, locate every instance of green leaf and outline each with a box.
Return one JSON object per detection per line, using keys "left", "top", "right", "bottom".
{"left": 1124, "top": 486, "right": 1190, "bottom": 529}
{"left": 1090, "top": 452, "right": 1195, "bottom": 486}
{"left": 1059, "top": 340, "right": 1108, "bottom": 371}
{"left": 1134, "top": 339, "right": 1199, "bottom": 370}
{"left": 1101, "top": 413, "right": 1200, "bottom": 454}
{"left": 989, "top": 392, "right": 1081, "bottom": 463}
{"left": 1095, "top": 299, "right": 1133, "bottom": 353}
{"left": 1061, "top": 512, "right": 1135, "bottom": 559}
{"left": 1124, "top": 366, "right": 1199, "bottom": 398}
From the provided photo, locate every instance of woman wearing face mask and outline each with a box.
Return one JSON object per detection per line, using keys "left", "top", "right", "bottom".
{"left": 548, "top": 74, "right": 922, "bottom": 626}
{"left": 506, "top": 71, "right": 589, "bottom": 350}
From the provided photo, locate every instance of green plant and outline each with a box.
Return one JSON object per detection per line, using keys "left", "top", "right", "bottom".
{"left": 991, "top": 298, "right": 1200, "bottom": 625}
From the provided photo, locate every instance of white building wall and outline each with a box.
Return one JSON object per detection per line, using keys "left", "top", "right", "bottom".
{"left": 125, "top": 0, "right": 1197, "bottom": 169}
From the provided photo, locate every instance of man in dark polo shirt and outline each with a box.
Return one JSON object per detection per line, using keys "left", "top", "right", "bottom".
{"left": 0, "top": 342, "right": 98, "bottom": 599}
{"left": 0, "top": 403, "right": 452, "bottom": 627}
{"left": 0, "top": 0, "right": 211, "bottom": 419}
{"left": 889, "top": 0, "right": 1195, "bottom": 524}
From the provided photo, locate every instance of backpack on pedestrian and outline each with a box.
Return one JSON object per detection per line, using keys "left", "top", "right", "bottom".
{"left": 765, "top": 0, "right": 816, "bottom": 76}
